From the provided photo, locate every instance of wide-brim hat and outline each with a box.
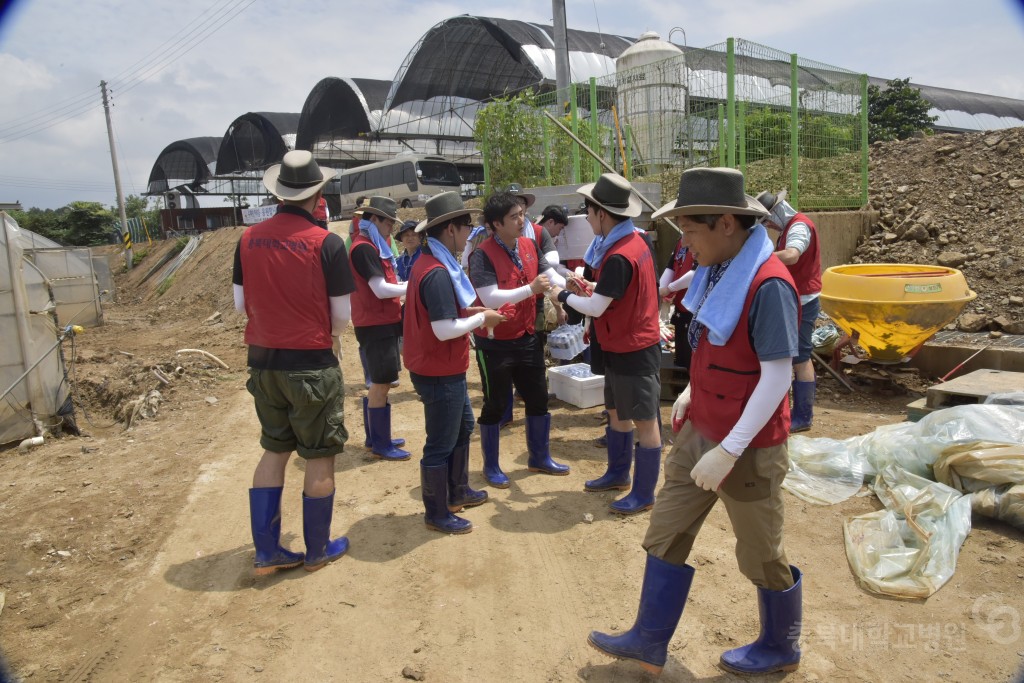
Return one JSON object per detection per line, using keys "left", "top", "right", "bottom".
{"left": 577, "top": 173, "right": 642, "bottom": 218}
{"left": 653, "top": 168, "right": 768, "bottom": 220}
{"left": 415, "top": 191, "right": 478, "bottom": 233}
{"left": 506, "top": 183, "right": 536, "bottom": 210}
{"left": 263, "top": 150, "right": 335, "bottom": 202}
{"left": 755, "top": 189, "right": 788, "bottom": 213}
{"left": 360, "top": 196, "right": 399, "bottom": 221}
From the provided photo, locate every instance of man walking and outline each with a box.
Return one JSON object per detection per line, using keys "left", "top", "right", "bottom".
{"left": 404, "top": 192, "right": 505, "bottom": 533}
{"left": 547, "top": 173, "right": 661, "bottom": 516}
{"left": 233, "top": 150, "right": 355, "bottom": 574}
{"left": 350, "top": 196, "right": 410, "bottom": 460}
{"left": 588, "top": 168, "right": 803, "bottom": 675}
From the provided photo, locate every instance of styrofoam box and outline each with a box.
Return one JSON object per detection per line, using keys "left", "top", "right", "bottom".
{"left": 548, "top": 363, "right": 605, "bottom": 408}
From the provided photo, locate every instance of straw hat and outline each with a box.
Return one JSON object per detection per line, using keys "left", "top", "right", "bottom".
{"left": 415, "top": 192, "right": 478, "bottom": 233}
{"left": 652, "top": 168, "right": 768, "bottom": 219}
{"left": 577, "top": 173, "right": 642, "bottom": 218}
{"left": 262, "top": 150, "right": 335, "bottom": 201}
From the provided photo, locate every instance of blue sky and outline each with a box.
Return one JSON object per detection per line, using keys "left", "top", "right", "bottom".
{"left": 1, "top": 0, "right": 1023, "bottom": 210}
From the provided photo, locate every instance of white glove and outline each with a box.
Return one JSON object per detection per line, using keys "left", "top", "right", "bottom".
{"left": 671, "top": 385, "right": 691, "bottom": 433}
{"left": 691, "top": 444, "right": 739, "bottom": 491}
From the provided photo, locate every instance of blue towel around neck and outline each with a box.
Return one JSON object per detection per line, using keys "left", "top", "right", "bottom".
{"left": 522, "top": 217, "right": 536, "bottom": 241}
{"left": 426, "top": 237, "right": 477, "bottom": 309}
{"left": 682, "top": 223, "right": 774, "bottom": 347}
{"left": 583, "top": 218, "right": 639, "bottom": 269}
{"left": 360, "top": 218, "right": 397, "bottom": 270}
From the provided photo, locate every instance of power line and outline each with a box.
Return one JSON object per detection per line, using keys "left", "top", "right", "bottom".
{"left": 0, "top": 0, "right": 256, "bottom": 145}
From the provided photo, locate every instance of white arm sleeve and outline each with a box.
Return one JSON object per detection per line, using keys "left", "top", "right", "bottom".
{"left": 368, "top": 276, "right": 408, "bottom": 299}
{"left": 784, "top": 223, "right": 811, "bottom": 255}
{"left": 330, "top": 294, "right": 351, "bottom": 336}
{"left": 431, "top": 313, "right": 486, "bottom": 341}
{"left": 477, "top": 283, "right": 534, "bottom": 308}
{"left": 659, "top": 268, "right": 675, "bottom": 289}
{"left": 668, "top": 269, "right": 695, "bottom": 292}
{"left": 233, "top": 284, "right": 245, "bottom": 312}
{"left": 719, "top": 358, "right": 793, "bottom": 455}
{"left": 564, "top": 292, "right": 613, "bottom": 318}
{"left": 543, "top": 252, "right": 567, "bottom": 287}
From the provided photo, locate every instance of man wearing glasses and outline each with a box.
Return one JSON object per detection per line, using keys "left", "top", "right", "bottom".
{"left": 468, "top": 191, "right": 570, "bottom": 488}
{"left": 349, "top": 196, "right": 410, "bottom": 461}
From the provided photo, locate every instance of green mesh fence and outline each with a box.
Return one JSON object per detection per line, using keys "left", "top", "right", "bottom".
{"left": 504, "top": 37, "right": 868, "bottom": 211}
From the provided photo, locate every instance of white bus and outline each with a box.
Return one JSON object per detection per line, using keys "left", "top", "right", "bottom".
{"left": 337, "top": 154, "right": 462, "bottom": 214}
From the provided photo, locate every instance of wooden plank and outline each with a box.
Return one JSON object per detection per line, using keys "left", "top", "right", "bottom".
{"left": 925, "top": 369, "right": 1024, "bottom": 408}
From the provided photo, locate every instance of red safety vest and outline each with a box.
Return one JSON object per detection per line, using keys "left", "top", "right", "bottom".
{"left": 776, "top": 213, "right": 822, "bottom": 296}
{"left": 688, "top": 257, "right": 797, "bottom": 447}
{"left": 670, "top": 239, "right": 695, "bottom": 313}
{"left": 403, "top": 255, "right": 470, "bottom": 376}
{"left": 240, "top": 212, "right": 333, "bottom": 350}
{"left": 350, "top": 233, "right": 402, "bottom": 328}
{"left": 593, "top": 232, "right": 661, "bottom": 354}
{"left": 472, "top": 236, "right": 539, "bottom": 340}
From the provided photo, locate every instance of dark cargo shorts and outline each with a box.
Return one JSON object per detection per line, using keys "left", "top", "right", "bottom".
{"left": 246, "top": 365, "right": 348, "bottom": 459}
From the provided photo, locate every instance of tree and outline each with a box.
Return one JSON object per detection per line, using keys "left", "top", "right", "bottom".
{"left": 473, "top": 89, "right": 546, "bottom": 191}
{"left": 9, "top": 207, "right": 66, "bottom": 243}
{"left": 60, "top": 201, "right": 115, "bottom": 246}
{"left": 867, "top": 78, "right": 937, "bottom": 142}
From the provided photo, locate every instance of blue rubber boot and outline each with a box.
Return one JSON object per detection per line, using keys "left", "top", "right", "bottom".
{"left": 789, "top": 381, "right": 815, "bottom": 433}
{"left": 588, "top": 554, "right": 694, "bottom": 676}
{"left": 480, "top": 423, "right": 509, "bottom": 488}
{"left": 249, "top": 487, "right": 304, "bottom": 576}
{"left": 368, "top": 404, "right": 411, "bottom": 460}
{"left": 609, "top": 445, "right": 660, "bottom": 515}
{"left": 302, "top": 491, "right": 349, "bottom": 572}
{"left": 526, "top": 413, "right": 570, "bottom": 475}
{"left": 720, "top": 566, "right": 803, "bottom": 674}
{"left": 362, "top": 397, "right": 405, "bottom": 449}
{"left": 447, "top": 442, "right": 488, "bottom": 512}
{"left": 585, "top": 428, "right": 632, "bottom": 492}
{"left": 422, "top": 463, "right": 473, "bottom": 534}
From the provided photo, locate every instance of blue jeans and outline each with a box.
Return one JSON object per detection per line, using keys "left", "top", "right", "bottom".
{"left": 796, "top": 297, "right": 821, "bottom": 364}
{"left": 411, "top": 376, "right": 475, "bottom": 467}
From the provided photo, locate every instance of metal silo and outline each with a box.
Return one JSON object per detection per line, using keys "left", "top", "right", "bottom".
{"left": 615, "top": 32, "right": 686, "bottom": 176}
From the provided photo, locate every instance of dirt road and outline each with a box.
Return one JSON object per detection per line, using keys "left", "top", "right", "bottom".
{"left": 1, "top": 234, "right": 1022, "bottom": 681}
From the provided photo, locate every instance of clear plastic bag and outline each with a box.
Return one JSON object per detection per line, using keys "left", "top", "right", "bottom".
{"left": 783, "top": 435, "right": 865, "bottom": 505}
{"left": 844, "top": 465, "right": 972, "bottom": 599}
{"left": 546, "top": 323, "right": 588, "bottom": 360}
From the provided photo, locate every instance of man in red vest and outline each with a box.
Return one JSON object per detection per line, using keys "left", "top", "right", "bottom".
{"left": 659, "top": 236, "right": 697, "bottom": 370}
{"left": 547, "top": 173, "right": 661, "bottom": 516}
{"left": 587, "top": 168, "right": 804, "bottom": 676}
{"left": 350, "top": 196, "right": 410, "bottom": 460}
{"left": 403, "top": 192, "right": 505, "bottom": 533}
{"left": 757, "top": 190, "right": 822, "bottom": 432}
{"left": 469, "top": 191, "right": 570, "bottom": 486}
{"left": 233, "top": 150, "right": 355, "bottom": 574}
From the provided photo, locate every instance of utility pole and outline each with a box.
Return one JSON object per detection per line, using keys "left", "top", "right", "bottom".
{"left": 101, "top": 80, "right": 132, "bottom": 270}
{"left": 552, "top": 0, "right": 570, "bottom": 110}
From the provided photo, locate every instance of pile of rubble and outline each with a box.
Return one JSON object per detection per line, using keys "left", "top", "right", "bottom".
{"left": 855, "top": 126, "right": 1024, "bottom": 333}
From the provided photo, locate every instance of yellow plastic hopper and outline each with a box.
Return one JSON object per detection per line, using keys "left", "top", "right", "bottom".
{"left": 819, "top": 264, "right": 976, "bottom": 363}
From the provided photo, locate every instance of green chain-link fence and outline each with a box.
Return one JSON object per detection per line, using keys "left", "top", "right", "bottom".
{"left": 481, "top": 37, "right": 868, "bottom": 211}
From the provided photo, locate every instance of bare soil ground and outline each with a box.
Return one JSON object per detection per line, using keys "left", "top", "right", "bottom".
{"left": 1, "top": 229, "right": 1023, "bottom": 682}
